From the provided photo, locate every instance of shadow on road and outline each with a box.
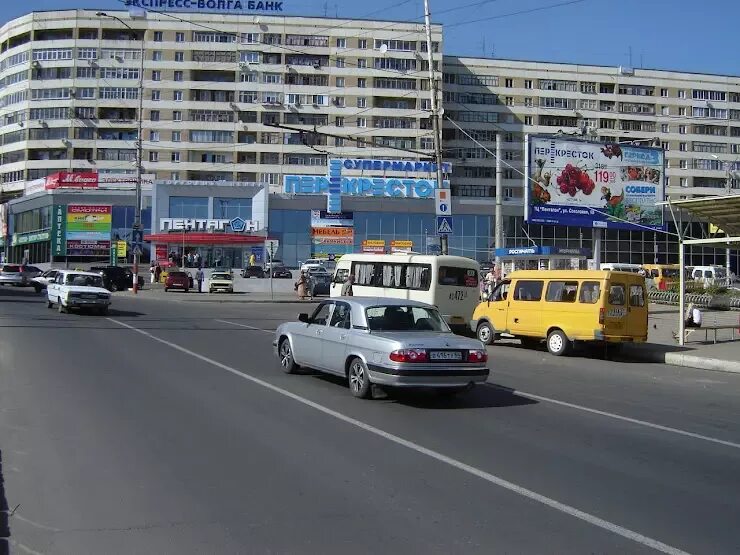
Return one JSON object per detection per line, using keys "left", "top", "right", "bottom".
{"left": 0, "top": 450, "right": 10, "bottom": 555}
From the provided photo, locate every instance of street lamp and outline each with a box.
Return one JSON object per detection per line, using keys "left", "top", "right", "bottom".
{"left": 97, "top": 11, "right": 145, "bottom": 294}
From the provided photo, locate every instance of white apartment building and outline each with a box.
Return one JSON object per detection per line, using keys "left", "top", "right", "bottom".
{"left": 0, "top": 9, "right": 442, "bottom": 195}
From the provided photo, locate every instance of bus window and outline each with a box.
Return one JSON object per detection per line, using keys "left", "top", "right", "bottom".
{"left": 579, "top": 282, "right": 601, "bottom": 304}
{"left": 490, "top": 281, "right": 510, "bottom": 302}
{"left": 513, "top": 280, "right": 543, "bottom": 301}
{"left": 629, "top": 285, "right": 645, "bottom": 307}
{"left": 404, "top": 264, "right": 431, "bottom": 290}
{"left": 438, "top": 266, "right": 479, "bottom": 287}
{"left": 546, "top": 281, "right": 578, "bottom": 303}
{"left": 353, "top": 262, "right": 377, "bottom": 286}
{"left": 608, "top": 284, "right": 626, "bottom": 306}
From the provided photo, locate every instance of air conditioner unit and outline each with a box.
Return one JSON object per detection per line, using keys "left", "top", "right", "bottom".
{"left": 31, "top": 60, "right": 41, "bottom": 68}
{"left": 313, "top": 63, "right": 321, "bottom": 70}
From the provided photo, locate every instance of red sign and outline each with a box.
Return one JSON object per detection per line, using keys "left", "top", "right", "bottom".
{"left": 45, "top": 172, "right": 99, "bottom": 190}
{"left": 67, "top": 204, "right": 111, "bottom": 215}
{"left": 155, "top": 245, "right": 169, "bottom": 261}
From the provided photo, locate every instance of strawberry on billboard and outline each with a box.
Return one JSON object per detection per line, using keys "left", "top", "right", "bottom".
{"left": 525, "top": 136, "right": 665, "bottom": 231}
{"left": 45, "top": 172, "right": 99, "bottom": 190}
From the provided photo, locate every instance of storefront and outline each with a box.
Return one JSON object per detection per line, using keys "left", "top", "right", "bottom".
{"left": 146, "top": 180, "right": 268, "bottom": 268}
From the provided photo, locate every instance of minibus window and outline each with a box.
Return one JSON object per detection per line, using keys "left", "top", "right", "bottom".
{"left": 579, "top": 282, "right": 601, "bottom": 303}
{"left": 333, "top": 268, "right": 349, "bottom": 284}
{"left": 490, "top": 281, "right": 510, "bottom": 302}
{"left": 608, "top": 285, "right": 626, "bottom": 306}
{"left": 546, "top": 281, "right": 579, "bottom": 303}
{"left": 629, "top": 285, "right": 645, "bottom": 307}
{"left": 513, "top": 280, "right": 543, "bottom": 302}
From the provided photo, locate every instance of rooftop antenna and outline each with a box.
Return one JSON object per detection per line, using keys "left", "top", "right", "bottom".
{"left": 628, "top": 46, "right": 633, "bottom": 67}
{"left": 323, "top": 1, "right": 328, "bottom": 16}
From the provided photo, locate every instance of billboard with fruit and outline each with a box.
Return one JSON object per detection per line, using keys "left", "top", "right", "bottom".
{"left": 525, "top": 136, "right": 665, "bottom": 231}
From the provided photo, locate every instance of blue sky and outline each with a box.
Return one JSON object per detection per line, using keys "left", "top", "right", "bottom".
{"left": 4, "top": 0, "right": 739, "bottom": 76}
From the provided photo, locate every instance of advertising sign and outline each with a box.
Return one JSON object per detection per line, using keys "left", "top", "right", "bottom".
{"left": 155, "top": 244, "right": 168, "bottom": 261}
{"left": 391, "top": 240, "right": 413, "bottom": 252}
{"left": 117, "top": 240, "right": 128, "bottom": 258}
{"left": 51, "top": 204, "right": 67, "bottom": 256}
{"left": 526, "top": 136, "right": 665, "bottom": 231}
{"left": 45, "top": 172, "right": 99, "bottom": 190}
{"left": 362, "top": 240, "right": 385, "bottom": 253}
{"left": 311, "top": 209, "right": 354, "bottom": 254}
{"left": 310, "top": 210, "right": 353, "bottom": 227}
{"left": 65, "top": 205, "right": 112, "bottom": 256}
{"left": 0, "top": 203, "right": 7, "bottom": 238}
{"left": 284, "top": 175, "right": 447, "bottom": 199}
{"left": 124, "top": 0, "right": 285, "bottom": 12}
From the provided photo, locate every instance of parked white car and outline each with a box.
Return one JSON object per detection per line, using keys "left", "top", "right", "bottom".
{"left": 46, "top": 270, "right": 112, "bottom": 315}
{"left": 32, "top": 269, "right": 60, "bottom": 293}
{"left": 300, "top": 258, "right": 325, "bottom": 273}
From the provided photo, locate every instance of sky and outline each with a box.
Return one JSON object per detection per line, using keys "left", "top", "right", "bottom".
{"left": 3, "top": 0, "right": 740, "bottom": 76}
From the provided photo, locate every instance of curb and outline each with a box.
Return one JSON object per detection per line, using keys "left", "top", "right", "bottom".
{"left": 115, "top": 292, "right": 318, "bottom": 304}
{"left": 623, "top": 347, "right": 740, "bottom": 374}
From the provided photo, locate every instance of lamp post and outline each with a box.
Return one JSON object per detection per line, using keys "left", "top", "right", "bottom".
{"left": 97, "top": 11, "right": 145, "bottom": 294}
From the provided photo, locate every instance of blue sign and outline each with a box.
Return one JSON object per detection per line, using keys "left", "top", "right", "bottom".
{"left": 327, "top": 159, "right": 342, "bottom": 213}
{"left": 436, "top": 216, "right": 454, "bottom": 235}
{"left": 341, "top": 159, "right": 452, "bottom": 174}
{"left": 125, "top": 0, "right": 284, "bottom": 11}
{"left": 132, "top": 228, "right": 143, "bottom": 249}
{"left": 250, "top": 246, "right": 263, "bottom": 262}
{"left": 494, "top": 246, "right": 591, "bottom": 257}
{"left": 284, "top": 175, "right": 448, "bottom": 199}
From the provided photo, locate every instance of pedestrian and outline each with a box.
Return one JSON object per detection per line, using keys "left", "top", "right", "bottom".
{"left": 196, "top": 266, "right": 205, "bottom": 293}
{"left": 341, "top": 273, "right": 354, "bottom": 296}
{"left": 249, "top": 253, "right": 256, "bottom": 267}
{"left": 154, "top": 263, "right": 162, "bottom": 284}
{"left": 149, "top": 262, "right": 156, "bottom": 284}
{"left": 295, "top": 271, "right": 308, "bottom": 300}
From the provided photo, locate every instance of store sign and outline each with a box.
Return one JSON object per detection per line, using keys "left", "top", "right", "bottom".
{"left": 494, "top": 246, "right": 591, "bottom": 257}
{"left": 341, "top": 159, "right": 452, "bottom": 174}
{"left": 51, "top": 204, "right": 67, "bottom": 256}
{"left": 159, "top": 218, "right": 260, "bottom": 232}
{"left": 11, "top": 231, "right": 50, "bottom": 247}
{"left": 66, "top": 205, "right": 113, "bottom": 256}
{"left": 98, "top": 173, "right": 156, "bottom": 190}
{"left": 45, "top": 172, "right": 99, "bottom": 190}
{"left": 526, "top": 136, "right": 665, "bottom": 231}
{"left": 362, "top": 240, "right": 385, "bottom": 253}
{"left": 391, "top": 240, "right": 413, "bottom": 252}
{"left": 310, "top": 210, "right": 353, "bottom": 227}
{"left": 124, "top": 0, "right": 284, "bottom": 11}
{"left": 284, "top": 175, "right": 447, "bottom": 199}
{"left": 0, "top": 203, "right": 7, "bottom": 238}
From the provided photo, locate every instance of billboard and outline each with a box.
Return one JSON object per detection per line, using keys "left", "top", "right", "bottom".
{"left": 65, "top": 205, "right": 112, "bottom": 256}
{"left": 362, "top": 240, "right": 385, "bottom": 253}
{"left": 310, "top": 209, "right": 354, "bottom": 256}
{"left": 525, "top": 136, "right": 665, "bottom": 230}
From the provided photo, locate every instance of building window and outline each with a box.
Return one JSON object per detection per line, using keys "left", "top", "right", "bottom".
{"left": 174, "top": 71, "right": 183, "bottom": 82}
{"left": 336, "top": 57, "right": 345, "bottom": 68}
{"left": 175, "top": 32, "right": 185, "bottom": 42}
{"left": 679, "top": 125, "right": 686, "bottom": 134}
{"left": 679, "top": 142, "right": 687, "bottom": 151}
{"left": 524, "top": 79, "right": 532, "bottom": 89}
{"left": 149, "top": 151, "right": 159, "bottom": 162}
{"left": 358, "top": 39, "right": 367, "bottom": 49}
{"left": 171, "top": 152, "right": 181, "bottom": 163}
{"left": 334, "top": 96, "right": 345, "bottom": 107}
{"left": 336, "top": 38, "right": 346, "bottom": 48}
{"left": 152, "top": 51, "right": 162, "bottom": 61}
{"left": 336, "top": 116, "right": 344, "bottom": 127}
{"left": 678, "top": 90, "right": 686, "bottom": 99}
{"left": 680, "top": 159, "right": 688, "bottom": 169}
{"left": 171, "top": 172, "right": 180, "bottom": 181}
{"left": 169, "top": 196, "right": 208, "bottom": 218}
{"left": 661, "top": 88, "right": 668, "bottom": 97}
{"left": 336, "top": 77, "right": 345, "bottom": 87}
{"left": 150, "top": 130, "right": 160, "bottom": 142}
{"left": 661, "top": 141, "right": 670, "bottom": 150}
{"left": 661, "top": 106, "right": 669, "bottom": 115}
{"left": 357, "top": 59, "right": 367, "bottom": 69}
{"left": 150, "top": 110, "right": 160, "bottom": 121}
{"left": 505, "top": 78, "right": 513, "bottom": 88}
{"left": 153, "top": 31, "right": 163, "bottom": 42}
{"left": 151, "top": 90, "right": 161, "bottom": 101}
{"left": 173, "top": 110, "right": 182, "bottom": 121}
{"left": 358, "top": 78, "right": 366, "bottom": 88}
{"left": 524, "top": 97, "right": 533, "bottom": 107}
{"left": 524, "top": 115, "right": 533, "bottom": 125}
{"left": 505, "top": 96, "right": 513, "bottom": 106}
{"left": 661, "top": 124, "right": 669, "bottom": 132}
{"left": 174, "top": 51, "right": 184, "bottom": 62}
{"left": 358, "top": 97, "right": 367, "bottom": 108}
{"left": 357, "top": 117, "right": 366, "bottom": 128}
{"left": 174, "top": 90, "right": 183, "bottom": 101}
{"left": 152, "top": 70, "right": 161, "bottom": 81}
{"left": 680, "top": 177, "right": 688, "bottom": 187}
{"left": 679, "top": 107, "right": 686, "bottom": 116}
{"left": 172, "top": 131, "right": 181, "bottom": 142}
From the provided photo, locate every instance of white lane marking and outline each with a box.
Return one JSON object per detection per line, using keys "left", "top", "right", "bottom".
{"left": 488, "top": 385, "right": 740, "bottom": 451}
{"left": 215, "top": 319, "right": 273, "bottom": 334}
{"left": 108, "top": 317, "right": 689, "bottom": 555}
{"left": 10, "top": 541, "right": 45, "bottom": 555}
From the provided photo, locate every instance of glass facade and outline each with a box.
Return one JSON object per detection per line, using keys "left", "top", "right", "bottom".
{"left": 214, "top": 197, "right": 252, "bottom": 220}
{"left": 169, "top": 196, "right": 208, "bottom": 219}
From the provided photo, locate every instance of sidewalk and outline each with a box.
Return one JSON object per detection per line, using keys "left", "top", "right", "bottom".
{"left": 622, "top": 304, "right": 740, "bottom": 374}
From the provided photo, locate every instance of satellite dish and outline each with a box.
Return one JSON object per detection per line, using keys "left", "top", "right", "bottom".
{"left": 254, "top": 16, "right": 261, "bottom": 24}
{"left": 379, "top": 44, "right": 388, "bottom": 54}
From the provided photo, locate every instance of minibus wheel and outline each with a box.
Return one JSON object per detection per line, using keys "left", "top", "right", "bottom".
{"left": 476, "top": 321, "right": 494, "bottom": 345}
{"left": 546, "top": 329, "right": 570, "bottom": 356}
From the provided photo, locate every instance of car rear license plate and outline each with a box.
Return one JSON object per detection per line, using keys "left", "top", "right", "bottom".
{"left": 429, "top": 350, "right": 462, "bottom": 361}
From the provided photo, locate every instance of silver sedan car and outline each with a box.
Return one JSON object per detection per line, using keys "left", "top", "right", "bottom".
{"left": 273, "top": 297, "right": 490, "bottom": 399}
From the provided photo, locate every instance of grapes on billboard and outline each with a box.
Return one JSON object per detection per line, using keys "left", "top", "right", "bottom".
{"left": 525, "top": 136, "right": 665, "bottom": 231}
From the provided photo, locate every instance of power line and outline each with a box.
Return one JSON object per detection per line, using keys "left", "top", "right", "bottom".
{"left": 445, "top": 0, "right": 590, "bottom": 29}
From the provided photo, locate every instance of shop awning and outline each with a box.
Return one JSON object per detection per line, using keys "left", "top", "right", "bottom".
{"left": 144, "top": 233, "right": 266, "bottom": 245}
{"left": 660, "top": 195, "right": 740, "bottom": 240}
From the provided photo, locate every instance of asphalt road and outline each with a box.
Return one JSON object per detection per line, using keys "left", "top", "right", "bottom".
{"left": 1, "top": 286, "right": 739, "bottom": 554}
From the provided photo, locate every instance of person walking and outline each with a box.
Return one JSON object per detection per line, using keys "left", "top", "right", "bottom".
{"left": 341, "top": 274, "right": 354, "bottom": 296}
{"left": 196, "top": 266, "right": 205, "bottom": 293}
{"left": 154, "top": 263, "right": 162, "bottom": 284}
{"left": 150, "top": 262, "right": 156, "bottom": 284}
{"left": 295, "top": 271, "right": 308, "bottom": 300}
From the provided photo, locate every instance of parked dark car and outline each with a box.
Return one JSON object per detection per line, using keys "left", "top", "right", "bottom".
{"left": 308, "top": 269, "right": 332, "bottom": 296}
{"left": 241, "top": 266, "right": 265, "bottom": 278}
{"left": 90, "top": 266, "right": 144, "bottom": 292}
{"left": 165, "top": 271, "right": 190, "bottom": 292}
{"left": 271, "top": 265, "right": 292, "bottom": 279}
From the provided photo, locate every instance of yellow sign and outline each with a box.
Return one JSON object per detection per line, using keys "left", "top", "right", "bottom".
{"left": 117, "top": 240, "right": 127, "bottom": 257}
{"left": 709, "top": 223, "right": 725, "bottom": 235}
{"left": 391, "top": 240, "right": 413, "bottom": 250}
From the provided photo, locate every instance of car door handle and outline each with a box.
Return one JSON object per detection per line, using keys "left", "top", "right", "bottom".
{"left": 316, "top": 330, "right": 323, "bottom": 336}
{"left": 339, "top": 334, "right": 348, "bottom": 340}
{"left": 514, "top": 318, "right": 520, "bottom": 323}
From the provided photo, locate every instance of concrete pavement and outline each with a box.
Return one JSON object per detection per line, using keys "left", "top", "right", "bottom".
{"left": 1, "top": 285, "right": 740, "bottom": 553}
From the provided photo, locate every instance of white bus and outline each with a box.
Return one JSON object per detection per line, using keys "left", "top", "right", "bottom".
{"left": 330, "top": 253, "right": 481, "bottom": 332}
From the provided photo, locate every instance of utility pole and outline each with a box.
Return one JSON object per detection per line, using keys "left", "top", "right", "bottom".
{"left": 423, "top": 0, "right": 447, "bottom": 255}
{"left": 97, "top": 11, "right": 145, "bottom": 294}
{"left": 494, "top": 133, "right": 502, "bottom": 267}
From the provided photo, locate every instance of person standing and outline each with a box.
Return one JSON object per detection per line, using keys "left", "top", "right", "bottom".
{"left": 150, "top": 262, "right": 156, "bottom": 284}
{"left": 249, "top": 253, "right": 256, "bottom": 267}
{"left": 341, "top": 274, "right": 354, "bottom": 296}
{"left": 154, "top": 263, "right": 162, "bottom": 284}
{"left": 196, "top": 266, "right": 205, "bottom": 293}
{"left": 295, "top": 271, "right": 308, "bottom": 300}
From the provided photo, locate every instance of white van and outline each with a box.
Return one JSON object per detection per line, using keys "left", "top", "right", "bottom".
{"left": 691, "top": 265, "right": 728, "bottom": 286}
{"left": 599, "top": 263, "right": 643, "bottom": 274}
{"left": 330, "top": 253, "right": 480, "bottom": 332}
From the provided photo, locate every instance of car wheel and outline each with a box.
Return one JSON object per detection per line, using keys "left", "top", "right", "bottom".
{"left": 33, "top": 284, "right": 41, "bottom": 294}
{"left": 58, "top": 301, "right": 66, "bottom": 314}
{"left": 476, "top": 321, "right": 495, "bottom": 345}
{"left": 278, "top": 338, "right": 299, "bottom": 374}
{"left": 47, "top": 298, "right": 53, "bottom": 309}
{"left": 164, "top": 287, "right": 169, "bottom": 292}
{"left": 110, "top": 283, "right": 118, "bottom": 292}
{"left": 546, "top": 329, "right": 570, "bottom": 356}
{"left": 185, "top": 288, "right": 189, "bottom": 293}
{"left": 348, "top": 358, "right": 372, "bottom": 399}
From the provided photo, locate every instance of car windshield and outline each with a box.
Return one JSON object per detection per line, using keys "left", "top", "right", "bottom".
{"left": 662, "top": 269, "right": 680, "bottom": 278}
{"left": 365, "top": 305, "right": 449, "bottom": 332}
{"left": 212, "top": 273, "right": 232, "bottom": 280}
{"left": 65, "top": 274, "right": 104, "bottom": 287}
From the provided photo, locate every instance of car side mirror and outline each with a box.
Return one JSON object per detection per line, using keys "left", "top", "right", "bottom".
{"left": 298, "top": 313, "right": 309, "bottom": 323}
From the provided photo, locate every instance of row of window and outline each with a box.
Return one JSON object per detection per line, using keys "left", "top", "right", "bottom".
{"left": 492, "top": 279, "right": 644, "bottom": 307}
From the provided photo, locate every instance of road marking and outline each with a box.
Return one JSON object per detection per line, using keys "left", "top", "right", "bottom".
{"left": 108, "top": 317, "right": 689, "bottom": 555}
{"left": 487, "top": 384, "right": 740, "bottom": 451}
{"left": 215, "top": 319, "right": 273, "bottom": 334}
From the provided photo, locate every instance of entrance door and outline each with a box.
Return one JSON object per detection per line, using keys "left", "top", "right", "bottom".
{"left": 507, "top": 279, "right": 544, "bottom": 335}
{"left": 486, "top": 280, "right": 511, "bottom": 332}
